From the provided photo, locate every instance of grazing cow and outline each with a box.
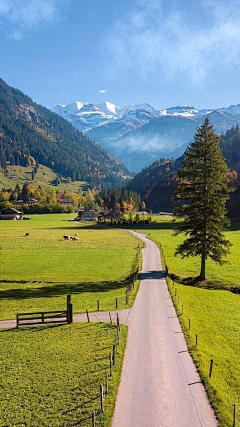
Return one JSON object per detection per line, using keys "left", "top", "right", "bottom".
{"left": 63, "top": 235, "right": 70, "bottom": 240}
{"left": 71, "top": 236, "right": 78, "bottom": 241}
{"left": 25, "top": 233, "right": 29, "bottom": 237}
{"left": 75, "top": 233, "right": 78, "bottom": 236}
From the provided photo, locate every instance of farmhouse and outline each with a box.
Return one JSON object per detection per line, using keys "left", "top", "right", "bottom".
{"left": 103, "top": 209, "right": 121, "bottom": 220}
{"left": 78, "top": 209, "right": 102, "bottom": 221}
{"left": 57, "top": 198, "right": 73, "bottom": 206}
{"left": 0, "top": 207, "right": 22, "bottom": 220}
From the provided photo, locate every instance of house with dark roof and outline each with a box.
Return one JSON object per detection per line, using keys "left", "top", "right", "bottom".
{"left": 0, "top": 207, "right": 22, "bottom": 220}
{"left": 78, "top": 210, "right": 102, "bottom": 221}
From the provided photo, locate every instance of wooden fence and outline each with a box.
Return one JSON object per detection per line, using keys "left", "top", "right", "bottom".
{"left": 16, "top": 295, "right": 73, "bottom": 327}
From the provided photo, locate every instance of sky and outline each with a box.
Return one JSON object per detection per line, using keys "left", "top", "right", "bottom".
{"left": 1, "top": 0, "right": 240, "bottom": 110}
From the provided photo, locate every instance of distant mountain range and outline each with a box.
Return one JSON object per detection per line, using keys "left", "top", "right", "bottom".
{"left": 52, "top": 101, "right": 240, "bottom": 172}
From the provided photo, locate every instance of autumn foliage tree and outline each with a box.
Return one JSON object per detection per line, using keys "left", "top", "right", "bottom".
{"left": 173, "top": 118, "right": 232, "bottom": 280}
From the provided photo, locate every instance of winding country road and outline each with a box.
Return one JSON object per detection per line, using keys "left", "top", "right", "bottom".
{"left": 111, "top": 231, "right": 218, "bottom": 427}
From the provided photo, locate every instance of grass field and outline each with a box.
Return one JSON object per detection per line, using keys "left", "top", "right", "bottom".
{"left": 130, "top": 218, "right": 240, "bottom": 289}
{"left": 127, "top": 218, "right": 240, "bottom": 427}
{"left": 0, "top": 164, "right": 89, "bottom": 191}
{"left": 0, "top": 214, "right": 142, "bottom": 320}
{"left": 0, "top": 322, "right": 127, "bottom": 427}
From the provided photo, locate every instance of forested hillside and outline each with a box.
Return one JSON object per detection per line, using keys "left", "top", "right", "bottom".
{"left": 0, "top": 79, "right": 130, "bottom": 190}
{"left": 127, "top": 125, "right": 240, "bottom": 216}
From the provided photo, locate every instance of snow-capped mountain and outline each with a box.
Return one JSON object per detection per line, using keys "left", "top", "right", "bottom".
{"left": 51, "top": 100, "right": 162, "bottom": 132}
{"left": 52, "top": 100, "right": 240, "bottom": 172}
{"left": 52, "top": 101, "right": 119, "bottom": 132}
{"left": 159, "top": 105, "right": 211, "bottom": 117}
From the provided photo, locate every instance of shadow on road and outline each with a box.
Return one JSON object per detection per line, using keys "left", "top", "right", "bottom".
{"left": 140, "top": 270, "right": 165, "bottom": 280}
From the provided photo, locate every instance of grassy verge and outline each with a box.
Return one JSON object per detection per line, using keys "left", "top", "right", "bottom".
{"left": 167, "top": 280, "right": 240, "bottom": 427}
{"left": 0, "top": 322, "right": 127, "bottom": 427}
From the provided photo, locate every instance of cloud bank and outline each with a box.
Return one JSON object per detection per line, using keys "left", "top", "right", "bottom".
{"left": 98, "top": 89, "right": 107, "bottom": 94}
{"left": 105, "top": 0, "right": 240, "bottom": 85}
{"left": 0, "top": 0, "right": 68, "bottom": 39}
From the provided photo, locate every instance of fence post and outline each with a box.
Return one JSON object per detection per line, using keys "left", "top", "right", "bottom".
{"left": 68, "top": 303, "right": 73, "bottom": 323}
{"left": 92, "top": 412, "right": 96, "bottom": 427}
{"left": 100, "top": 384, "right": 104, "bottom": 411}
{"left": 115, "top": 298, "right": 118, "bottom": 309}
{"left": 188, "top": 318, "right": 190, "bottom": 330}
{"left": 105, "top": 373, "right": 108, "bottom": 394}
{"left": 109, "top": 312, "right": 112, "bottom": 324}
{"left": 109, "top": 353, "right": 112, "bottom": 376}
{"left": 97, "top": 300, "right": 100, "bottom": 311}
{"left": 117, "top": 313, "right": 120, "bottom": 331}
{"left": 195, "top": 334, "right": 198, "bottom": 347}
{"left": 126, "top": 291, "right": 129, "bottom": 304}
{"left": 67, "top": 294, "right": 71, "bottom": 308}
{"left": 233, "top": 404, "right": 236, "bottom": 427}
{"left": 209, "top": 359, "right": 213, "bottom": 378}
{"left": 86, "top": 309, "right": 90, "bottom": 323}
{"left": 16, "top": 313, "right": 19, "bottom": 328}
{"left": 112, "top": 344, "right": 116, "bottom": 365}
{"left": 42, "top": 312, "right": 44, "bottom": 324}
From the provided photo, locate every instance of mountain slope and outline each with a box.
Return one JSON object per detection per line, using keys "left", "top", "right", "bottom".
{"left": 0, "top": 79, "right": 130, "bottom": 190}
{"left": 127, "top": 125, "right": 240, "bottom": 215}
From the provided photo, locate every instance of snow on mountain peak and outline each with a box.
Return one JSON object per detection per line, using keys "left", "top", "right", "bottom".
{"left": 96, "top": 101, "right": 122, "bottom": 117}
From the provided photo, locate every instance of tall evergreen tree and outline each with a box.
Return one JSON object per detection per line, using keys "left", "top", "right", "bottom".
{"left": 173, "top": 118, "right": 232, "bottom": 280}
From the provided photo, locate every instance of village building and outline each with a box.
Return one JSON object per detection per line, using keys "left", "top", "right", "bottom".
{"left": 57, "top": 198, "right": 73, "bottom": 206}
{"left": 103, "top": 209, "right": 121, "bottom": 221}
{"left": 78, "top": 209, "right": 102, "bottom": 221}
{"left": 0, "top": 207, "right": 22, "bottom": 220}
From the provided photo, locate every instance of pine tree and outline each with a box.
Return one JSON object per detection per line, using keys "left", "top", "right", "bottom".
{"left": 173, "top": 118, "right": 232, "bottom": 280}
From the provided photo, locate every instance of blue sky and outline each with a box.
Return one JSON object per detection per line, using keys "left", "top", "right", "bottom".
{"left": 1, "top": 0, "right": 240, "bottom": 110}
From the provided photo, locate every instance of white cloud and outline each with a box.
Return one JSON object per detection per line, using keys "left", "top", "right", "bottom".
{"left": 105, "top": 0, "right": 240, "bottom": 86}
{"left": 0, "top": 0, "right": 68, "bottom": 39}
{"left": 98, "top": 89, "right": 107, "bottom": 94}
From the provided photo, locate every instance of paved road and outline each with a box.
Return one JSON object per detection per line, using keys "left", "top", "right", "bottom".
{"left": 111, "top": 231, "right": 218, "bottom": 427}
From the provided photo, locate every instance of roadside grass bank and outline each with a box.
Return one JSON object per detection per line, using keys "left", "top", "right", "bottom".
{"left": 167, "top": 281, "right": 240, "bottom": 427}
{"left": 0, "top": 322, "right": 127, "bottom": 427}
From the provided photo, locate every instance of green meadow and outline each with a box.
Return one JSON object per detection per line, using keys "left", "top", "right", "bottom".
{"left": 0, "top": 322, "right": 127, "bottom": 427}
{"left": 128, "top": 218, "right": 240, "bottom": 427}
{"left": 132, "top": 218, "right": 240, "bottom": 289}
{"left": 0, "top": 214, "right": 142, "bottom": 319}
